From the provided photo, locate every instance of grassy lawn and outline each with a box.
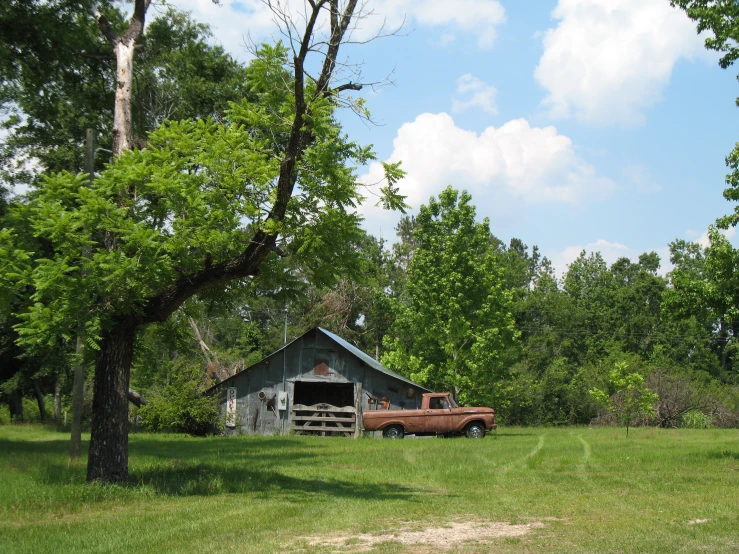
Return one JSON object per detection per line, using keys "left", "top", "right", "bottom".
{"left": 1, "top": 425, "right": 737, "bottom": 553}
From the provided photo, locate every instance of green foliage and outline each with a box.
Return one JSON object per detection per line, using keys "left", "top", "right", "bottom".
{"left": 672, "top": 0, "right": 739, "bottom": 70}
{"left": 10, "top": 41, "right": 378, "bottom": 352}
{"left": 382, "top": 187, "right": 519, "bottom": 405}
{"left": 138, "top": 362, "right": 220, "bottom": 436}
{"left": 681, "top": 409, "right": 713, "bottom": 428}
{"left": 0, "top": 3, "right": 248, "bottom": 188}
{"left": 590, "top": 362, "right": 659, "bottom": 436}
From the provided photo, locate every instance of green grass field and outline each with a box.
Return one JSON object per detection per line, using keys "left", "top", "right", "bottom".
{"left": 1, "top": 426, "right": 737, "bottom": 553}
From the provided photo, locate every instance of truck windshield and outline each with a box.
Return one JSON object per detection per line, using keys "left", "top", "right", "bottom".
{"left": 449, "top": 397, "right": 458, "bottom": 408}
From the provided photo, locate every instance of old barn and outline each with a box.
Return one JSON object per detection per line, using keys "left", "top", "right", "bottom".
{"left": 209, "top": 327, "right": 430, "bottom": 436}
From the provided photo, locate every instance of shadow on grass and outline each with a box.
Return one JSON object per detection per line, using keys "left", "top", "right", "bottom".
{"left": 3, "top": 434, "right": 424, "bottom": 502}
{"left": 127, "top": 463, "right": 422, "bottom": 500}
{"left": 35, "top": 460, "right": 423, "bottom": 502}
{"left": 128, "top": 436, "right": 324, "bottom": 465}
{"left": 0, "top": 437, "right": 79, "bottom": 457}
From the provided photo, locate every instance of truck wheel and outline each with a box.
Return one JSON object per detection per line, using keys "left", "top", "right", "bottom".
{"left": 383, "top": 425, "right": 405, "bottom": 439}
{"left": 465, "top": 422, "right": 486, "bottom": 439}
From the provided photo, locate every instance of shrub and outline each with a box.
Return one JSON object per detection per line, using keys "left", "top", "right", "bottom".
{"left": 681, "top": 410, "right": 712, "bottom": 428}
{"left": 139, "top": 363, "right": 221, "bottom": 436}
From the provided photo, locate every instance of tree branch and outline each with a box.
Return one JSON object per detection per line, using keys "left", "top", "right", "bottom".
{"left": 92, "top": 6, "right": 118, "bottom": 45}
{"left": 333, "top": 82, "right": 362, "bottom": 93}
{"left": 128, "top": 388, "right": 147, "bottom": 407}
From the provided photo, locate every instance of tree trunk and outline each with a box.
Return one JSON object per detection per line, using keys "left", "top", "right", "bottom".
{"left": 9, "top": 391, "right": 23, "bottom": 422}
{"left": 33, "top": 381, "right": 47, "bottom": 423}
{"left": 54, "top": 373, "right": 62, "bottom": 425}
{"left": 718, "top": 317, "right": 728, "bottom": 372}
{"left": 111, "top": 39, "right": 135, "bottom": 155}
{"left": 86, "top": 319, "right": 137, "bottom": 483}
{"left": 70, "top": 337, "right": 86, "bottom": 459}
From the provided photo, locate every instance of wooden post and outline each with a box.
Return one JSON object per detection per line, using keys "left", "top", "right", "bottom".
{"left": 85, "top": 128, "right": 95, "bottom": 181}
{"left": 354, "top": 382, "right": 363, "bottom": 439}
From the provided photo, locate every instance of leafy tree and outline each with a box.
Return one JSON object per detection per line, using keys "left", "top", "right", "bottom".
{"left": 1, "top": 0, "right": 115, "bottom": 186}
{"left": 664, "top": 228, "right": 739, "bottom": 377}
{"left": 590, "top": 361, "right": 658, "bottom": 436}
{"left": 1, "top": 2, "right": 247, "bottom": 187}
{"left": 609, "top": 253, "right": 667, "bottom": 360}
{"left": 560, "top": 251, "right": 618, "bottom": 365}
{"left": 4, "top": 1, "right": 404, "bottom": 483}
{"left": 381, "top": 187, "right": 518, "bottom": 405}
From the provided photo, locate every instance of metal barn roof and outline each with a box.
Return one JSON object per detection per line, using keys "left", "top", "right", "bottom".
{"left": 208, "top": 327, "right": 429, "bottom": 392}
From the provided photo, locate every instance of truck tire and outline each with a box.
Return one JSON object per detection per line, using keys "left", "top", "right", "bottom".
{"left": 383, "top": 425, "right": 405, "bottom": 439}
{"left": 465, "top": 422, "right": 486, "bottom": 439}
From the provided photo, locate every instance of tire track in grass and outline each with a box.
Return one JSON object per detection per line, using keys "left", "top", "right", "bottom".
{"left": 571, "top": 432, "right": 636, "bottom": 522}
{"left": 469, "top": 433, "right": 546, "bottom": 478}
{"left": 498, "top": 434, "right": 546, "bottom": 475}
{"left": 576, "top": 434, "right": 592, "bottom": 471}
{"left": 572, "top": 432, "right": 597, "bottom": 494}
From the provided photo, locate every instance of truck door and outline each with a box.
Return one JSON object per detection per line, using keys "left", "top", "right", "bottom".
{"left": 424, "top": 396, "right": 453, "bottom": 433}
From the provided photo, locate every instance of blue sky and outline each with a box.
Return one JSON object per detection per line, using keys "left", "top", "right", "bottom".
{"left": 174, "top": 0, "right": 739, "bottom": 274}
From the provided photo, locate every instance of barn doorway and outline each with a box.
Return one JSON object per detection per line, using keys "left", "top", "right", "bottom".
{"left": 293, "top": 381, "right": 355, "bottom": 407}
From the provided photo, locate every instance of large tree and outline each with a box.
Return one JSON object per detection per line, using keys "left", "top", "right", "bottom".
{"left": 1, "top": 1, "right": 253, "bottom": 456}
{"left": 673, "top": 2, "right": 739, "bottom": 230}
{"left": 5, "top": 0, "right": 403, "bottom": 483}
{"left": 381, "top": 187, "right": 518, "bottom": 405}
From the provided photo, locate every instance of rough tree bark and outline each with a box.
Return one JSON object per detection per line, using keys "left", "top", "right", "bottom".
{"left": 86, "top": 319, "right": 137, "bottom": 482}
{"left": 86, "top": 0, "right": 363, "bottom": 483}
{"left": 33, "top": 381, "right": 47, "bottom": 423}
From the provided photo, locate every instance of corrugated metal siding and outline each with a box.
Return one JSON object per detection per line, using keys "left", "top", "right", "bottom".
{"left": 211, "top": 327, "right": 429, "bottom": 436}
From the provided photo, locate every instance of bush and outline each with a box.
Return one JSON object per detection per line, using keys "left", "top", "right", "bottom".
{"left": 139, "top": 363, "right": 221, "bottom": 436}
{"left": 681, "top": 410, "right": 712, "bottom": 428}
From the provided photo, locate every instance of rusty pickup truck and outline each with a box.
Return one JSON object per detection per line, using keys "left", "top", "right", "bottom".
{"left": 363, "top": 392, "right": 496, "bottom": 439}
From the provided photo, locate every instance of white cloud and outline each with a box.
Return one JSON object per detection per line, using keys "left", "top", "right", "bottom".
{"left": 534, "top": 0, "right": 709, "bottom": 125}
{"left": 372, "top": 0, "right": 506, "bottom": 48}
{"left": 360, "top": 112, "right": 613, "bottom": 214}
{"left": 170, "top": 0, "right": 506, "bottom": 60}
{"left": 452, "top": 74, "right": 498, "bottom": 115}
{"left": 549, "top": 239, "right": 672, "bottom": 277}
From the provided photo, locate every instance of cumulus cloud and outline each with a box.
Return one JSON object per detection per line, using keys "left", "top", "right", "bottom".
{"left": 372, "top": 0, "right": 506, "bottom": 48}
{"left": 360, "top": 112, "right": 613, "bottom": 212}
{"left": 549, "top": 239, "right": 672, "bottom": 277}
{"left": 170, "top": 0, "right": 506, "bottom": 59}
{"left": 452, "top": 74, "right": 498, "bottom": 115}
{"left": 534, "top": 0, "right": 709, "bottom": 125}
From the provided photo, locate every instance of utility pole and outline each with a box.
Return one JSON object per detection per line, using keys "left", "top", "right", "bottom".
{"left": 283, "top": 307, "right": 288, "bottom": 345}
{"left": 281, "top": 307, "right": 288, "bottom": 434}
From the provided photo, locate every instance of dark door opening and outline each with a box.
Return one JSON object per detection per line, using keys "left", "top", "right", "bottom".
{"left": 293, "top": 381, "right": 354, "bottom": 407}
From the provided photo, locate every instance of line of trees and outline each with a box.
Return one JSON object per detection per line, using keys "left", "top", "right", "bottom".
{"left": 2, "top": 0, "right": 739, "bottom": 486}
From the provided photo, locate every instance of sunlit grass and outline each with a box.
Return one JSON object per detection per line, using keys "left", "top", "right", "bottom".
{"left": 1, "top": 425, "right": 737, "bottom": 553}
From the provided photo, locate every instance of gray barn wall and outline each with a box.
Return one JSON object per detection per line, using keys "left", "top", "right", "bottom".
{"left": 214, "top": 329, "right": 425, "bottom": 436}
